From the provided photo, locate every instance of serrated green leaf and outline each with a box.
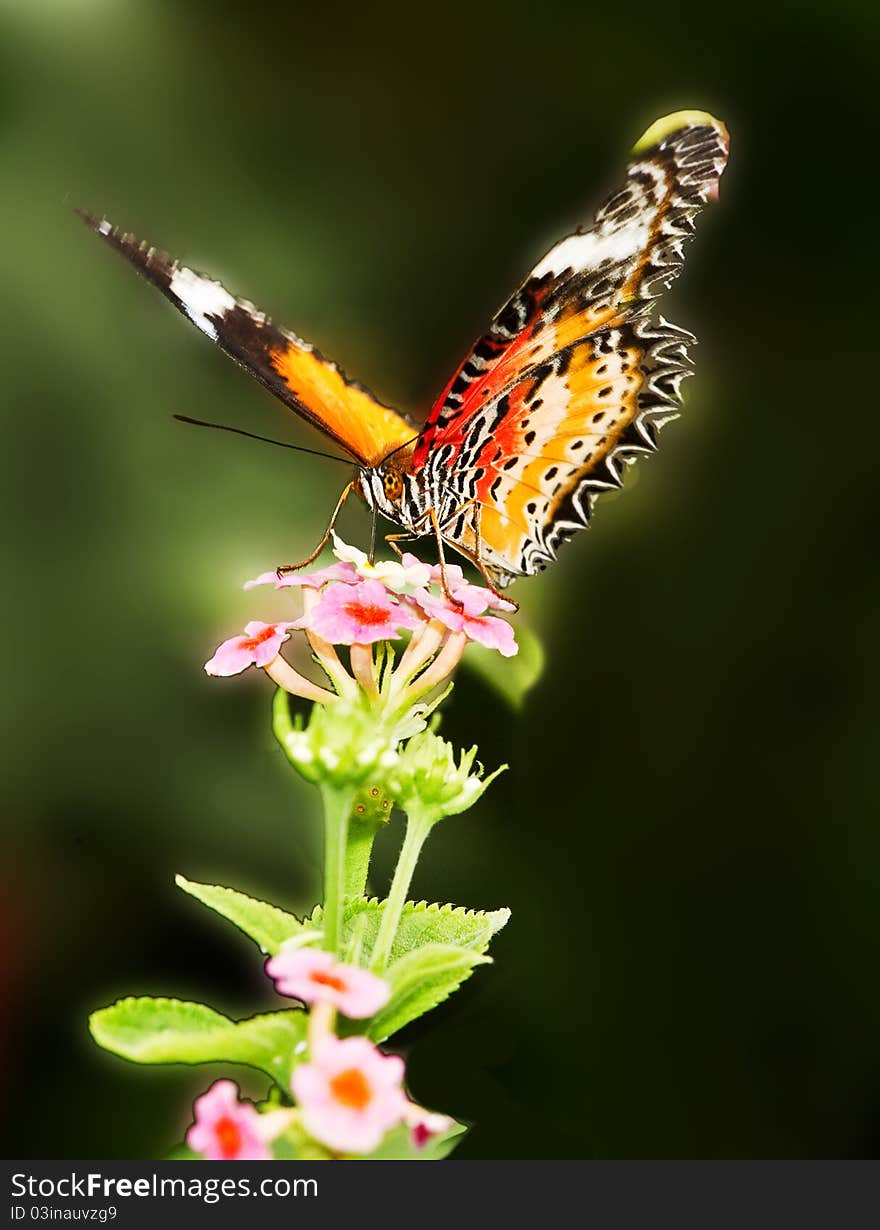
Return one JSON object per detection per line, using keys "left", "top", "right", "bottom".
{"left": 463, "top": 620, "right": 544, "bottom": 709}
{"left": 366, "top": 1119, "right": 468, "bottom": 1160}
{"left": 367, "top": 944, "right": 490, "bottom": 1041}
{"left": 176, "top": 878, "right": 510, "bottom": 974}
{"left": 90, "top": 997, "right": 307, "bottom": 1092}
{"left": 311, "top": 897, "right": 510, "bottom": 966}
{"left": 176, "top": 875, "right": 315, "bottom": 955}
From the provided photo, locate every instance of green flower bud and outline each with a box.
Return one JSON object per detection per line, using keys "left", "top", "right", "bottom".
{"left": 387, "top": 729, "right": 506, "bottom": 822}
{"left": 279, "top": 699, "right": 399, "bottom": 789}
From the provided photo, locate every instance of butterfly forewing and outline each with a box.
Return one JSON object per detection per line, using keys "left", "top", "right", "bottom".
{"left": 78, "top": 212, "right": 414, "bottom": 468}
{"left": 414, "top": 112, "right": 729, "bottom": 584}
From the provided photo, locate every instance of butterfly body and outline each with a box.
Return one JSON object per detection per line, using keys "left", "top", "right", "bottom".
{"left": 81, "top": 111, "right": 728, "bottom": 589}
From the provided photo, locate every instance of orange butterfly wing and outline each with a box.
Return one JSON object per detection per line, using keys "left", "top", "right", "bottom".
{"left": 445, "top": 318, "right": 694, "bottom": 582}
{"left": 415, "top": 112, "right": 730, "bottom": 584}
{"left": 79, "top": 212, "right": 414, "bottom": 468}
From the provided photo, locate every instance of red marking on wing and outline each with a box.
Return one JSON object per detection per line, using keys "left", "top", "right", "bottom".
{"left": 414, "top": 115, "right": 729, "bottom": 471}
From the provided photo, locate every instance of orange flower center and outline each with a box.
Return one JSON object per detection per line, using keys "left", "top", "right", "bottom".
{"left": 242, "top": 625, "right": 278, "bottom": 651}
{"left": 330, "top": 1067, "right": 372, "bottom": 1110}
{"left": 343, "top": 599, "right": 389, "bottom": 626}
{"left": 310, "top": 970, "right": 348, "bottom": 992}
{"left": 214, "top": 1115, "right": 243, "bottom": 1158}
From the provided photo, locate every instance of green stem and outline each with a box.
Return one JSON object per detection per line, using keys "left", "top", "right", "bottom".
{"left": 320, "top": 783, "right": 355, "bottom": 955}
{"left": 344, "top": 816, "right": 378, "bottom": 897}
{"left": 343, "top": 785, "right": 393, "bottom": 898}
{"left": 370, "top": 807, "right": 434, "bottom": 972}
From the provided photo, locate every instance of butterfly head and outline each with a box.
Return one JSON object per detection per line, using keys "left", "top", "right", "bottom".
{"left": 359, "top": 463, "right": 415, "bottom": 525}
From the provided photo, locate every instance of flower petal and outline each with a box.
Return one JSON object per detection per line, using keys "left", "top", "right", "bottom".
{"left": 186, "top": 1080, "right": 271, "bottom": 1161}
{"left": 244, "top": 562, "right": 358, "bottom": 590}
{"left": 302, "top": 580, "right": 419, "bottom": 645}
{"left": 292, "top": 1035, "right": 407, "bottom": 1156}
{"left": 205, "top": 622, "right": 294, "bottom": 676}
{"left": 463, "top": 613, "right": 518, "bottom": 656}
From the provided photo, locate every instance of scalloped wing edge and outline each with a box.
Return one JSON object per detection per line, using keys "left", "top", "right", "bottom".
{"left": 540, "top": 315, "right": 695, "bottom": 563}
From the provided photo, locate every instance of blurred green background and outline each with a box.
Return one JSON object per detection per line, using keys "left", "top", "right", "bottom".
{"left": 2, "top": 0, "right": 878, "bottom": 1159}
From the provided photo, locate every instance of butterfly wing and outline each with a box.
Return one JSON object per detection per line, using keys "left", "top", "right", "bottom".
{"left": 79, "top": 213, "right": 415, "bottom": 467}
{"left": 414, "top": 112, "right": 729, "bottom": 584}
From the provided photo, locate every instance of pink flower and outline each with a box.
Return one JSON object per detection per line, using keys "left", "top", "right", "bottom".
{"left": 244, "top": 562, "right": 358, "bottom": 591}
{"left": 413, "top": 590, "right": 517, "bottom": 657}
{"left": 427, "top": 561, "right": 466, "bottom": 590}
{"left": 424, "top": 563, "right": 514, "bottom": 611}
{"left": 204, "top": 621, "right": 295, "bottom": 676}
{"left": 266, "top": 948, "right": 391, "bottom": 1018}
{"left": 186, "top": 1080, "right": 283, "bottom": 1161}
{"left": 292, "top": 1035, "right": 407, "bottom": 1155}
{"left": 449, "top": 579, "right": 516, "bottom": 615}
{"left": 297, "top": 579, "right": 419, "bottom": 645}
{"left": 404, "top": 1102, "right": 455, "bottom": 1149}
{"left": 331, "top": 535, "right": 433, "bottom": 593}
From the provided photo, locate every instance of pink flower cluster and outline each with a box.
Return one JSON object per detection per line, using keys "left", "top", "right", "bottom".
{"left": 186, "top": 948, "right": 452, "bottom": 1159}
{"left": 265, "top": 946, "right": 390, "bottom": 1019}
{"left": 204, "top": 535, "right": 517, "bottom": 689}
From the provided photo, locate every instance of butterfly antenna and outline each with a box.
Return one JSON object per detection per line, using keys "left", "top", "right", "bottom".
{"left": 381, "top": 432, "right": 421, "bottom": 464}
{"left": 173, "top": 415, "right": 352, "bottom": 465}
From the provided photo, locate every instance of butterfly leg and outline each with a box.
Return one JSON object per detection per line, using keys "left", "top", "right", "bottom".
{"left": 277, "top": 481, "right": 355, "bottom": 575}
{"left": 385, "top": 511, "right": 462, "bottom": 604}
{"left": 463, "top": 503, "right": 519, "bottom": 611}
{"left": 434, "top": 500, "right": 518, "bottom": 610}
{"left": 427, "top": 508, "right": 461, "bottom": 602}
{"left": 384, "top": 530, "right": 420, "bottom": 560}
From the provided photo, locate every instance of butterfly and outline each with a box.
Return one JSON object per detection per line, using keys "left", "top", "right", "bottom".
{"left": 80, "top": 110, "right": 728, "bottom": 593}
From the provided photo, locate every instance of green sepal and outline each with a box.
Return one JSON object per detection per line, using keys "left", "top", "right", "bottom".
{"left": 89, "top": 997, "right": 307, "bottom": 1092}
{"left": 367, "top": 943, "right": 490, "bottom": 1041}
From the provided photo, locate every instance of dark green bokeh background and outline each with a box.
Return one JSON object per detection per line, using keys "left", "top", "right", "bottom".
{"left": 2, "top": 0, "right": 878, "bottom": 1159}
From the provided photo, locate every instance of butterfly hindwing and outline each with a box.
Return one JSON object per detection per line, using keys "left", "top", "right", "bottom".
{"left": 436, "top": 316, "right": 694, "bottom": 584}
{"left": 417, "top": 112, "right": 729, "bottom": 583}
{"left": 79, "top": 212, "right": 414, "bottom": 467}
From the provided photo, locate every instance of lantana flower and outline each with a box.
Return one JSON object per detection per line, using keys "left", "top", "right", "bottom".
{"left": 203, "top": 536, "right": 519, "bottom": 736}
{"left": 292, "top": 1034, "right": 407, "bottom": 1155}
{"left": 423, "top": 562, "right": 516, "bottom": 613}
{"left": 204, "top": 621, "right": 295, "bottom": 676}
{"left": 266, "top": 948, "right": 391, "bottom": 1019}
{"left": 413, "top": 587, "right": 518, "bottom": 657}
{"left": 186, "top": 1079, "right": 288, "bottom": 1161}
{"left": 244, "top": 561, "right": 357, "bottom": 590}
{"left": 331, "top": 533, "right": 433, "bottom": 594}
{"left": 295, "top": 578, "right": 419, "bottom": 645}
{"left": 404, "top": 1102, "right": 455, "bottom": 1150}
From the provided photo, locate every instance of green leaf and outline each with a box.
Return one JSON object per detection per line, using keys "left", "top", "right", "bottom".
{"left": 176, "top": 875, "right": 316, "bottom": 955}
{"left": 463, "top": 621, "right": 544, "bottom": 709}
{"left": 366, "top": 1119, "right": 468, "bottom": 1160}
{"left": 165, "top": 1142, "right": 199, "bottom": 1161}
{"left": 311, "top": 897, "right": 510, "bottom": 967}
{"left": 176, "top": 878, "right": 510, "bottom": 970}
{"left": 367, "top": 944, "right": 490, "bottom": 1041}
{"left": 89, "top": 997, "right": 307, "bottom": 1092}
